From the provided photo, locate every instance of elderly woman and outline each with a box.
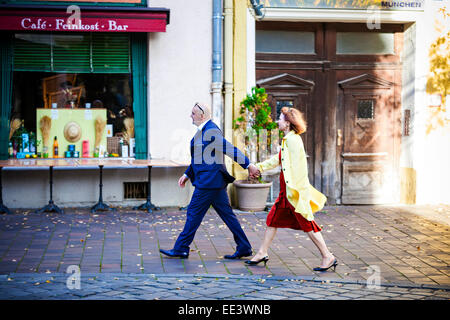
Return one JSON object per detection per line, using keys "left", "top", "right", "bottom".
{"left": 245, "top": 107, "right": 337, "bottom": 272}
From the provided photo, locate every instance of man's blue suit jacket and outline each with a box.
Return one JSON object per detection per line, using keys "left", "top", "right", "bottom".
{"left": 184, "top": 120, "right": 250, "bottom": 189}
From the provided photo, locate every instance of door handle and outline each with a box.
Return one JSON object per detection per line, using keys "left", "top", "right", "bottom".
{"left": 337, "top": 129, "right": 343, "bottom": 146}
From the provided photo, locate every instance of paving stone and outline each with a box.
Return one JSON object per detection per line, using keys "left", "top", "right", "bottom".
{"left": 299, "top": 293, "right": 325, "bottom": 299}
{"left": 339, "top": 293, "right": 365, "bottom": 299}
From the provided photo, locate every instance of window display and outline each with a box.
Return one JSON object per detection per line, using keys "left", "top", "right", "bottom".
{"left": 9, "top": 72, "right": 134, "bottom": 159}
{"left": 7, "top": 31, "right": 135, "bottom": 159}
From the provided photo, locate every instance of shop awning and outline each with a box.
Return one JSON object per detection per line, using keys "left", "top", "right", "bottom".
{"left": 0, "top": 4, "right": 170, "bottom": 33}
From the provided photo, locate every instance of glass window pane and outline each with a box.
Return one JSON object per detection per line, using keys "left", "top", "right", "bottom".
{"left": 276, "top": 100, "right": 294, "bottom": 119}
{"left": 337, "top": 32, "right": 394, "bottom": 54}
{"left": 256, "top": 30, "right": 315, "bottom": 54}
{"left": 357, "top": 100, "right": 374, "bottom": 119}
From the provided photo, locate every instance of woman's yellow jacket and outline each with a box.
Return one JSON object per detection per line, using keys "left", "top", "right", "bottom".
{"left": 256, "top": 131, "right": 327, "bottom": 221}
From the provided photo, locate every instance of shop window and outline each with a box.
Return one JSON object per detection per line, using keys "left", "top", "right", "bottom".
{"left": 336, "top": 32, "right": 394, "bottom": 55}
{"left": 9, "top": 72, "right": 134, "bottom": 159}
{"left": 256, "top": 30, "right": 315, "bottom": 54}
{"left": 8, "top": 32, "right": 135, "bottom": 160}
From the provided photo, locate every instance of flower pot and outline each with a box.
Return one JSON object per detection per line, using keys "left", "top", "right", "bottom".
{"left": 233, "top": 179, "right": 273, "bottom": 212}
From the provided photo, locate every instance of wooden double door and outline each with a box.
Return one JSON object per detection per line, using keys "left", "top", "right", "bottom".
{"left": 256, "top": 22, "right": 403, "bottom": 204}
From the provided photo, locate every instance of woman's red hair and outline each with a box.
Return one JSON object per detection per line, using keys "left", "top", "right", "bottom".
{"left": 281, "top": 107, "right": 307, "bottom": 134}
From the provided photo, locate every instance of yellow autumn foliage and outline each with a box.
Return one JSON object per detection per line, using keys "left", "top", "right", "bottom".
{"left": 426, "top": 7, "right": 450, "bottom": 134}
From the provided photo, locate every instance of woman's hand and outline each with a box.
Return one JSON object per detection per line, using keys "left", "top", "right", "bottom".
{"left": 248, "top": 164, "right": 261, "bottom": 179}
{"left": 178, "top": 175, "right": 189, "bottom": 188}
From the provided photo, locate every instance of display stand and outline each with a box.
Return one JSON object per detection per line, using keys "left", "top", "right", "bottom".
{"left": 133, "top": 165, "right": 161, "bottom": 213}
{"left": 35, "top": 166, "right": 64, "bottom": 214}
{"left": 91, "top": 165, "right": 115, "bottom": 213}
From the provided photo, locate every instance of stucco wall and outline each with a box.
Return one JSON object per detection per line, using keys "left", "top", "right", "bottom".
{"left": 147, "top": 0, "right": 213, "bottom": 206}
{"left": 413, "top": 1, "right": 450, "bottom": 204}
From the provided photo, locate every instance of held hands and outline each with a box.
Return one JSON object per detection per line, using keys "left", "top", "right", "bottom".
{"left": 180, "top": 166, "right": 260, "bottom": 186}
{"left": 247, "top": 164, "right": 261, "bottom": 179}
{"left": 178, "top": 175, "right": 189, "bottom": 188}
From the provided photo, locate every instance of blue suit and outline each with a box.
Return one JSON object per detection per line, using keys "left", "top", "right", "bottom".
{"left": 173, "top": 120, "right": 252, "bottom": 254}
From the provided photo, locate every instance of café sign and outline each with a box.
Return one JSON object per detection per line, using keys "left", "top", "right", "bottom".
{"left": 0, "top": 6, "right": 170, "bottom": 32}
{"left": 20, "top": 17, "right": 130, "bottom": 31}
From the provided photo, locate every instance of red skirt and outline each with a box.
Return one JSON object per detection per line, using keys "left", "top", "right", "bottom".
{"left": 266, "top": 153, "right": 322, "bottom": 233}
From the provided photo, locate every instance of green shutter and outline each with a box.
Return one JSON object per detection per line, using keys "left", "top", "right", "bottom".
{"left": 92, "top": 33, "right": 130, "bottom": 73}
{"left": 131, "top": 33, "right": 147, "bottom": 159}
{"left": 1, "top": 33, "right": 14, "bottom": 160}
{"left": 53, "top": 33, "right": 90, "bottom": 72}
{"left": 13, "top": 32, "right": 130, "bottom": 73}
{"left": 13, "top": 34, "right": 52, "bottom": 71}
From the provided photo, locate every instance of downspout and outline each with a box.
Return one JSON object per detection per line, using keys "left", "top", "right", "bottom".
{"left": 212, "top": 0, "right": 223, "bottom": 130}
{"left": 223, "top": 0, "right": 233, "bottom": 150}
{"left": 223, "top": 0, "right": 234, "bottom": 201}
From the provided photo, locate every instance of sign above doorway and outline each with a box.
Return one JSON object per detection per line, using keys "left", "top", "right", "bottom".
{"left": 263, "top": 0, "right": 424, "bottom": 11}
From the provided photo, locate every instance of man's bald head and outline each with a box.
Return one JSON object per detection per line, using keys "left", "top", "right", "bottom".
{"left": 191, "top": 102, "right": 211, "bottom": 127}
{"left": 194, "top": 102, "right": 211, "bottom": 119}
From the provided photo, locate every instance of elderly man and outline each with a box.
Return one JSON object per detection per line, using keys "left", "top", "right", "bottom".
{"left": 160, "top": 102, "right": 259, "bottom": 259}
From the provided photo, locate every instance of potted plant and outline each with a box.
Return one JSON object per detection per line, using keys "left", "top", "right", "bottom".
{"left": 232, "top": 86, "right": 279, "bottom": 211}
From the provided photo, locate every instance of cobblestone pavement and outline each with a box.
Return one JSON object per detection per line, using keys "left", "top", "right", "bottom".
{"left": 0, "top": 205, "right": 449, "bottom": 299}
{"left": 1, "top": 273, "right": 449, "bottom": 300}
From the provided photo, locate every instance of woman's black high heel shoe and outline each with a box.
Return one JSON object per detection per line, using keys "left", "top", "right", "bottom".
{"left": 313, "top": 259, "right": 338, "bottom": 272}
{"left": 245, "top": 256, "right": 269, "bottom": 266}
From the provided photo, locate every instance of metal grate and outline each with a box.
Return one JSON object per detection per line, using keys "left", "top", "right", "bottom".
{"left": 404, "top": 109, "right": 411, "bottom": 136}
{"left": 124, "top": 182, "right": 148, "bottom": 199}
{"left": 276, "top": 100, "right": 294, "bottom": 119}
{"left": 357, "top": 100, "right": 374, "bottom": 119}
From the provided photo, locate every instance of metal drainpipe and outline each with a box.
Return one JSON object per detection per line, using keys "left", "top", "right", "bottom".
{"left": 212, "top": 0, "right": 223, "bottom": 130}
{"left": 223, "top": 0, "right": 235, "bottom": 202}
{"left": 223, "top": 0, "right": 233, "bottom": 145}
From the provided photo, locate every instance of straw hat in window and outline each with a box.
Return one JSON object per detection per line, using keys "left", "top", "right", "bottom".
{"left": 64, "top": 121, "right": 82, "bottom": 142}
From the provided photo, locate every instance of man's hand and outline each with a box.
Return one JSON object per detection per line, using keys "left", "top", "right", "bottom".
{"left": 247, "top": 164, "right": 260, "bottom": 179}
{"left": 178, "top": 175, "right": 189, "bottom": 188}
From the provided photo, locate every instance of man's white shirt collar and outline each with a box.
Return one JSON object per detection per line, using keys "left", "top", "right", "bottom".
{"left": 197, "top": 119, "right": 209, "bottom": 131}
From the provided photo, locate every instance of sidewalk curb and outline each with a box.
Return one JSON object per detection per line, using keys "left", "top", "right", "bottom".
{"left": 154, "top": 273, "right": 450, "bottom": 291}
{"left": 2, "top": 273, "right": 449, "bottom": 291}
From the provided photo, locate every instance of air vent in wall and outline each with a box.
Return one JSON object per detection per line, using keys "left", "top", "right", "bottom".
{"left": 124, "top": 182, "right": 148, "bottom": 199}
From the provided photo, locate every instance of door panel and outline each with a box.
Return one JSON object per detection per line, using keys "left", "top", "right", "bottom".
{"left": 256, "top": 22, "right": 403, "bottom": 204}
{"left": 338, "top": 73, "right": 399, "bottom": 204}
